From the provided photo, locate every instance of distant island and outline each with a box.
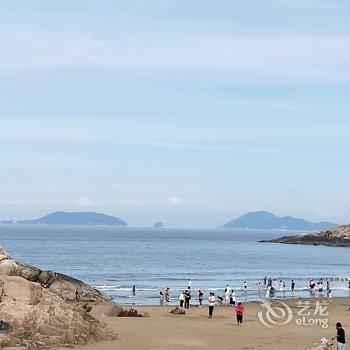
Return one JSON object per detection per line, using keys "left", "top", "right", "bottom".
{"left": 152, "top": 222, "right": 164, "bottom": 228}
{"left": 17, "top": 211, "right": 127, "bottom": 226}
{"left": 260, "top": 224, "right": 350, "bottom": 247}
{"left": 0, "top": 220, "right": 13, "bottom": 225}
{"left": 222, "top": 210, "right": 337, "bottom": 231}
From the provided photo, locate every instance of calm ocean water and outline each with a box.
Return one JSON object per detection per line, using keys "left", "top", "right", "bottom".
{"left": 0, "top": 225, "right": 349, "bottom": 305}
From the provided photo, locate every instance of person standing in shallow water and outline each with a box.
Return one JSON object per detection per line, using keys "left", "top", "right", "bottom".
{"left": 184, "top": 290, "right": 191, "bottom": 309}
{"left": 291, "top": 280, "right": 296, "bottom": 294}
{"left": 208, "top": 292, "right": 216, "bottom": 318}
{"left": 187, "top": 279, "right": 192, "bottom": 290}
{"left": 198, "top": 290, "right": 204, "bottom": 307}
{"left": 132, "top": 285, "right": 136, "bottom": 296}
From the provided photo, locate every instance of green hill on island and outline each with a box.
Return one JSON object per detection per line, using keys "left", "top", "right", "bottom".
{"left": 222, "top": 210, "right": 337, "bottom": 231}
{"left": 17, "top": 211, "right": 127, "bottom": 226}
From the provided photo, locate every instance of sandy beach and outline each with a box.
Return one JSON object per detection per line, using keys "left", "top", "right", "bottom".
{"left": 57, "top": 297, "right": 349, "bottom": 350}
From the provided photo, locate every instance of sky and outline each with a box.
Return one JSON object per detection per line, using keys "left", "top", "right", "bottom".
{"left": 0, "top": 0, "right": 349, "bottom": 228}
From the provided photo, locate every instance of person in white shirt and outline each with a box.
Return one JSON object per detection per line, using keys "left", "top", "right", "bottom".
{"left": 179, "top": 291, "right": 186, "bottom": 308}
{"left": 230, "top": 291, "right": 236, "bottom": 305}
{"left": 224, "top": 284, "right": 230, "bottom": 306}
{"left": 279, "top": 280, "right": 283, "bottom": 292}
{"left": 187, "top": 279, "right": 192, "bottom": 290}
{"left": 208, "top": 292, "right": 216, "bottom": 318}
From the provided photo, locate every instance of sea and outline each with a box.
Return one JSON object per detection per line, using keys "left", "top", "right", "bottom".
{"left": 0, "top": 225, "right": 349, "bottom": 305}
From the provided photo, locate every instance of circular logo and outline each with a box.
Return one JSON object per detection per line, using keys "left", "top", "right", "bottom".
{"left": 258, "top": 301, "right": 293, "bottom": 328}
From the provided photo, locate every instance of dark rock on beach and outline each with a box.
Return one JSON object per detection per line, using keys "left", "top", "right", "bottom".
{"left": 260, "top": 224, "right": 350, "bottom": 247}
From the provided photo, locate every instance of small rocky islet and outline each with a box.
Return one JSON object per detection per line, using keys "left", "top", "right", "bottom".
{"left": 260, "top": 224, "right": 350, "bottom": 247}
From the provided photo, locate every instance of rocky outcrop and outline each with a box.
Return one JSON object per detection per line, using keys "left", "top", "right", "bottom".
{"left": 260, "top": 224, "right": 350, "bottom": 247}
{"left": 0, "top": 246, "right": 119, "bottom": 349}
{"left": 170, "top": 307, "right": 186, "bottom": 315}
{"left": 0, "top": 246, "right": 109, "bottom": 303}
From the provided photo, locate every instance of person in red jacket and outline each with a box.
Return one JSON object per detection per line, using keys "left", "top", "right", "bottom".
{"left": 235, "top": 302, "right": 245, "bottom": 326}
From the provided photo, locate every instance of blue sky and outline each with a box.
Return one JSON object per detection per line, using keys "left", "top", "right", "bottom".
{"left": 1, "top": 0, "right": 349, "bottom": 227}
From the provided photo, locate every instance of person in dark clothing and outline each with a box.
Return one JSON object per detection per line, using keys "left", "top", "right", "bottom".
{"left": 132, "top": 285, "right": 136, "bottom": 296}
{"left": 184, "top": 290, "right": 191, "bottom": 309}
{"left": 198, "top": 290, "right": 204, "bottom": 307}
{"left": 333, "top": 322, "right": 346, "bottom": 350}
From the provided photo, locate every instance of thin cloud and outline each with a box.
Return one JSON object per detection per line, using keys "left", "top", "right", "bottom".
{"left": 1, "top": 16, "right": 350, "bottom": 83}
{"left": 169, "top": 196, "right": 182, "bottom": 206}
{"left": 76, "top": 197, "right": 94, "bottom": 206}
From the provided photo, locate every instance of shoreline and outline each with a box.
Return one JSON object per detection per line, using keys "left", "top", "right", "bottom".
{"left": 119, "top": 294, "right": 350, "bottom": 307}
{"left": 106, "top": 285, "right": 350, "bottom": 306}
{"left": 57, "top": 297, "right": 350, "bottom": 350}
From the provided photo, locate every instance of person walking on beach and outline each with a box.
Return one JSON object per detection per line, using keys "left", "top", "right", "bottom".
{"left": 208, "top": 292, "right": 216, "bottom": 318}
{"left": 333, "top": 322, "right": 346, "bottom": 350}
{"left": 235, "top": 302, "right": 245, "bottom": 326}
{"left": 198, "top": 290, "right": 204, "bottom": 307}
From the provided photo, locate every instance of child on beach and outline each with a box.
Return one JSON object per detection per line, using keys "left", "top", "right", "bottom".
{"left": 208, "top": 292, "right": 216, "bottom": 318}
{"left": 235, "top": 302, "right": 245, "bottom": 326}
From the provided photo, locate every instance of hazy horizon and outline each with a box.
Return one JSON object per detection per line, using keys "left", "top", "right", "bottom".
{"left": 1, "top": 1, "right": 349, "bottom": 228}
